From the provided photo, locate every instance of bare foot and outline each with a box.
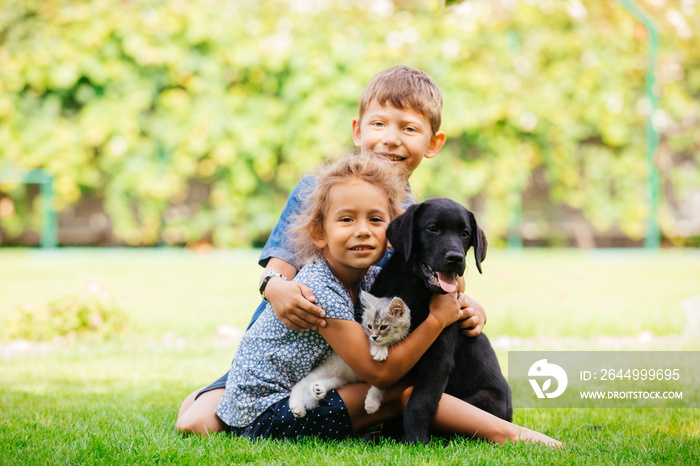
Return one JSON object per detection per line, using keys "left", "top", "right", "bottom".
{"left": 511, "top": 426, "right": 563, "bottom": 448}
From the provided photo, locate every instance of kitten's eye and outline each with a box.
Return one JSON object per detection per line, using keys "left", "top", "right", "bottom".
{"left": 367, "top": 325, "right": 373, "bottom": 330}
{"left": 380, "top": 325, "right": 388, "bottom": 331}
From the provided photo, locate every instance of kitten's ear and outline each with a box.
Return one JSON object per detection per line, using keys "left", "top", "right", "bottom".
{"left": 389, "top": 297, "right": 406, "bottom": 318}
{"left": 360, "top": 290, "right": 375, "bottom": 309}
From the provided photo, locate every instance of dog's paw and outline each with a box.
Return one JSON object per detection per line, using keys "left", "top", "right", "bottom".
{"left": 370, "top": 345, "right": 388, "bottom": 361}
{"left": 404, "top": 431, "right": 430, "bottom": 446}
{"left": 311, "top": 382, "right": 327, "bottom": 400}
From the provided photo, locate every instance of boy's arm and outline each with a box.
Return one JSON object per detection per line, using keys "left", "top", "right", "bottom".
{"left": 458, "top": 293, "right": 486, "bottom": 337}
{"left": 256, "top": 175, "right": 325, "bottom": 331}
{"left": 257, "top": 175, "right": 315, "bottom": 272}
{"left": 260, "top": 258, "right": 326, "bottom": 331}
{"left": 456, "top": 275, "right": 486, "bottom": 336}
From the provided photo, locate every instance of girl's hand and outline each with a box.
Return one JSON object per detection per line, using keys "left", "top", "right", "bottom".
{"left": 428, "top": 292, "right": 463, "bottom": 329}
{"left": 265, "top": 278, "right": 327, "bottom": 331}
{"left": 458, "top": 294, "right": 486, "bottom": 337}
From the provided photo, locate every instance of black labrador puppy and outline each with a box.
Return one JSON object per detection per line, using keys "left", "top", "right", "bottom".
{"left": 370, "top": 198, "right": 512, "bottom": 445}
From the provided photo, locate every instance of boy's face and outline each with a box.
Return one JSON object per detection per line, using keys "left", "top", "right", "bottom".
{"left": 352, "top": 100, "right": 446, "bottom": 178}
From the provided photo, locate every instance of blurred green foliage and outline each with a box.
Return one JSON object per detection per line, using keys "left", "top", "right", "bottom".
{"left": 6, "top": 284, "right": 129, "bottom": 341}
{"left": 0, "top": 0, "right": 698, "bottom": 246}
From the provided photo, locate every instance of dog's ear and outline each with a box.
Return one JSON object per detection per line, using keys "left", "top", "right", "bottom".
{"left": 387, "top": 203, "right": 421, "bottom": 262}
{"left": 469, "top": 214, "right": 487, "bottom": 274}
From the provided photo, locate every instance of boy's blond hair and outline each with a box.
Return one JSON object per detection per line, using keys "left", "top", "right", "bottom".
{"left": 291, "top": 154, "right": 412, "bottom": 266}
{"left": 358, "top": 66, "right": 443, "bottom": 135}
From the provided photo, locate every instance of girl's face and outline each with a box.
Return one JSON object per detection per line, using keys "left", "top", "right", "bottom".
{"left": 313, "top": 178, "right": 391, "bottom": 286}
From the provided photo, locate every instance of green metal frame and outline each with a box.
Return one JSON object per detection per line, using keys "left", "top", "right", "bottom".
{"left": 506, "top": 1, "right": 661, "bottom": 249}
{"left": 616, "top": 0, "right": 661, "bottom": 249}
{"left": 0, "top": 168, "right": 57, "bottom": 248}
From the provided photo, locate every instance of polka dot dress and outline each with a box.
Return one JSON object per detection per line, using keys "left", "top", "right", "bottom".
{"left": 216, "top": 259, "right": 378, "bottom": 439}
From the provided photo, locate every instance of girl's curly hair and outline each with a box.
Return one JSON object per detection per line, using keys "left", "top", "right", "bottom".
{"left": 289, "top": 153, "right": 413, "bottom": 267}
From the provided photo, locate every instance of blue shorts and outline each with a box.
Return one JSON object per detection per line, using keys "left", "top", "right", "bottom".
{"left": 195, "top": 372, "right": 228, "bottom": 400}
{"left": 227, "top": 389, "right": 354, "bottom": 441}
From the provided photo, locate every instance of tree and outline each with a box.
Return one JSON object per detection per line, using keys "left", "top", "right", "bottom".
{"left": 1, "top": 0, "right": 698, "bottom": 247}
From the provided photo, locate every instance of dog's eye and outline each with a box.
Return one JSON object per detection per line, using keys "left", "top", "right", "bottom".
{"left": 427, "top": 225, "right": 439, "bottom": 233}
{"left": 461, "top": 230, "right": 470, "bottom": 238}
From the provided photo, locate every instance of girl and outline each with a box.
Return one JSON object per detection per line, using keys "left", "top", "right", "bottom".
{"left": 213, "top": 155, "right": 560, "bottom": 446}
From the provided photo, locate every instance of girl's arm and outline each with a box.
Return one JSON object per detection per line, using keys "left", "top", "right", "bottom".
{"left": 318, "top": 292, "right": 463, "bottom": 389}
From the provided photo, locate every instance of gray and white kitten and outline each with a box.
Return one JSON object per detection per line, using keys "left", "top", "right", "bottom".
{"left": 289, "top": 290, "right": 411, "bottom": 417}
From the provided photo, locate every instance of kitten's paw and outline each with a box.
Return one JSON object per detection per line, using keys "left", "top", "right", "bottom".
{"left": 370, "top": 345, "right": 388, "bottom": 361}
{"left": 311, "top": 383, "right": 327, "bottom": 400}
{"left": 365, "top": 397, "right": 381, "bottom": 414}
{"left": 289, "top": 402, "right": 306, "bottom": 418}
{"left": 365, "top": 386, "right": 384, "bottom": 414}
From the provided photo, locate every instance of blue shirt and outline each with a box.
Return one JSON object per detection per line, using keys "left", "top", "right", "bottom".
{"left": 216, "top": 260, "right": 380, "bottom": 428}
{"left": 258, "top": 175, "right": 317, "bottom": 271}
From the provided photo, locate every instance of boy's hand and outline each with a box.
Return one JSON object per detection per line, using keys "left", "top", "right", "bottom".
{"left": 457, "top": 293, "right": 486, "bottom": 337}
{"left": 264, "top": 277, "right": 326, "bottom": 331}
{"left": 428, "top": 292, "right": 463, "bottom": 329}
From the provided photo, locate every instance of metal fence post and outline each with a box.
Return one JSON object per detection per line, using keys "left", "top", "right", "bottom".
{"left": 0, "top": 168, "right": 58, "bottom": 248}
{"left": 616, "top": 0, "right": 661, "bottom": 249}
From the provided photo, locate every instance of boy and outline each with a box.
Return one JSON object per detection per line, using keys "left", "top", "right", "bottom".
{"left": 177, "top": 66, "right": 487, "bottom": 435}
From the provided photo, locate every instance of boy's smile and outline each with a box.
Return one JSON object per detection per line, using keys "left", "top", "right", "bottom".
{"left": 313, "top": 178, "right": 390, "bottom": 289}
{"left": 352, "top": 100, "right": 446, "bottom": 177}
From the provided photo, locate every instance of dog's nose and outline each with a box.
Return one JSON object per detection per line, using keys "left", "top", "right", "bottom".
{"left": 445, "top": 252, "right": 464, "bottom": 265}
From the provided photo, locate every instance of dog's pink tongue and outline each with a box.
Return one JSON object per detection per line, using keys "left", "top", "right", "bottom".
{"left": 437, "top": 272, "right": 457, "bottom": 293}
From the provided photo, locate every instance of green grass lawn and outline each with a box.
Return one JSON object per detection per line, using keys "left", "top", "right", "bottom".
{"left": 1, "top": 248, "right": 699, "bottom": 464}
